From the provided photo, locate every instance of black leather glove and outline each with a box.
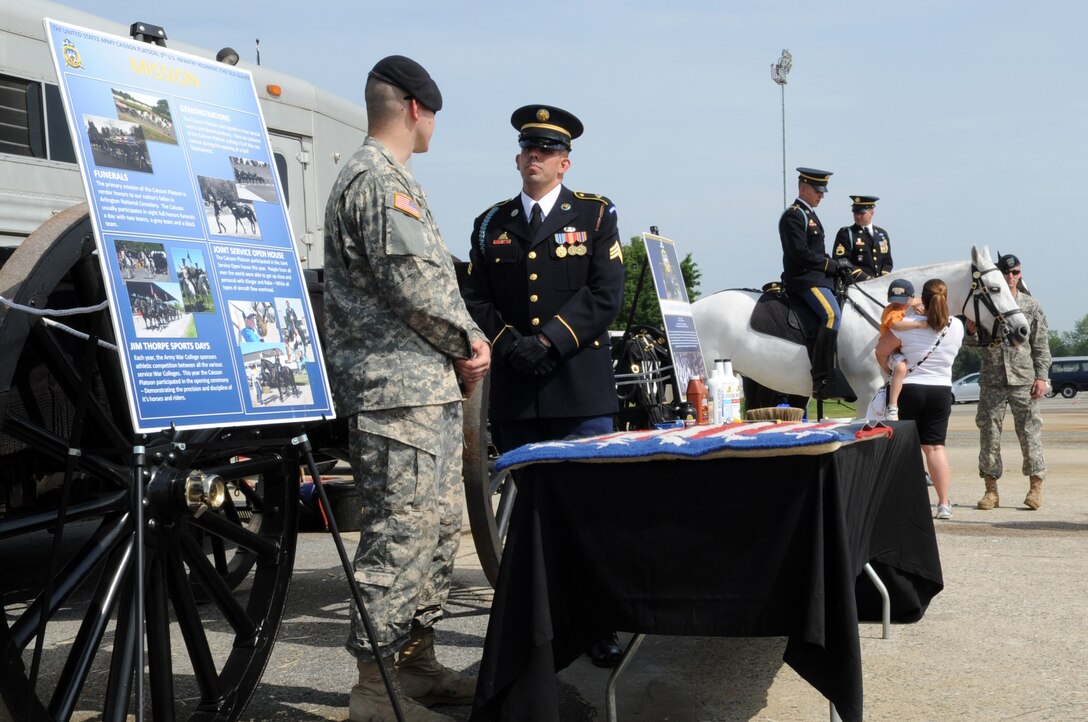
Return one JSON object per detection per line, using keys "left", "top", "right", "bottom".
{"left": 509, "top": 335, "right": 556, "bottom": 376}
{"left": 497, "top": 328, "right": 523, "bottom": 367}
{"left": 825, "top": 258, "right": 842, "bottom": 275}
{"left": 534, "top": 338, "right": 558, "bottom": 375}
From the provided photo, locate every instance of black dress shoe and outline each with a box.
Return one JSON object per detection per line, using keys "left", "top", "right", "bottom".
{"left": 588, "top": 632, "right": 623, "bottom": 668}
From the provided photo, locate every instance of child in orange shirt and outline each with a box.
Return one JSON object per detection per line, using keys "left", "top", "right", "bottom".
{"left": 875, "top": 279, "right": 926, "bottom": 420}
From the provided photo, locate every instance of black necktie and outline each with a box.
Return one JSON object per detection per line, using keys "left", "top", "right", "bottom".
{"left": 530, "top": 203, "right": 543, "bottom": 234}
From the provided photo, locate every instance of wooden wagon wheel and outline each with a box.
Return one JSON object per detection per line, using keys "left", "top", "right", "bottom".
{"left": 0, "top": 205, "right": 299, "bottom": 721}
{"left": 461, "top": 378, "right": 512, "bottom": 589}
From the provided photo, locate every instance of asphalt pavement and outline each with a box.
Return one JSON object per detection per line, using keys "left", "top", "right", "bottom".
{"left": 235, "top": 397, "right": 1088, "bottom": 721}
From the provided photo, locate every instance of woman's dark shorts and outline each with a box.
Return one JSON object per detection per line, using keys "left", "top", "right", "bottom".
{"left": 898, "top": 384, "right": 953, "bottom": 445}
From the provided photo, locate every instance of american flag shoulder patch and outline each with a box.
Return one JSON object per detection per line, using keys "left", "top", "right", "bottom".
{"left": 393, "top": 192, "right": 421, "bottom": 220}
{"left": 609, "top": 240, "right": 623, "bottom": 262}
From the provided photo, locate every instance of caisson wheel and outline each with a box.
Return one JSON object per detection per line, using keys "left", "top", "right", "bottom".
{"left": 0, "top": 206, "right": 298, "bottom": 721}
{"left": 461, "top": 379, "right": 514, "bottom": 589}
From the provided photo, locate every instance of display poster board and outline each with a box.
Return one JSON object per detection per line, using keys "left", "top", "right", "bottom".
{"left": 641, "top": 233, "right": 707, "bottom": 397}
{"left": 45, "top": 20, "right": 334, "bottom": 433}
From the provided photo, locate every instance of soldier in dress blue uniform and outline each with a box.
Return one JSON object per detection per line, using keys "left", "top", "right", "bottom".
{"left": 779, "top": 167, "right": 848, "bottom": 399}
{"left": 461, "top": 104, "right": 626, "bottom": 665}
{"left": 832, "top": 195, "right": 893, "bottom": 281}
{"left": 462, "top": 104, "right": 624, "bottom": 446}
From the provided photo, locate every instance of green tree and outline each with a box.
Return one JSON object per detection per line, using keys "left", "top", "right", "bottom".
{"left": 1051, "top": 314, "right": 1088, "bottom": 356}
{"left": 612, "top": 236, "right": 701, "bottom": 332}
{"left": 951, "top": 346, "right": 982, "bottom": 380}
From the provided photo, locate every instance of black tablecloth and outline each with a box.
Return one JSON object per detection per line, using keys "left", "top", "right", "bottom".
{"left": 470, "top": 423, "right": 943, "bottom": 722}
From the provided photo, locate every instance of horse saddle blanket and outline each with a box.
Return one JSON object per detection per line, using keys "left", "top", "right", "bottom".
{"left": 750, "top": 290, "right": 818, "bottom": 344}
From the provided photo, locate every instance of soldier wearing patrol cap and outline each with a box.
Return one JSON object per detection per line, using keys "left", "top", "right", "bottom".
{"left": 779, "top": 167, "right": 852, "bottom": 399}
{"left": 461, "top": 105, "right": 625, "bottom": 663}
{"left": 832, "top": 195, "right": 893, "bottom": 281}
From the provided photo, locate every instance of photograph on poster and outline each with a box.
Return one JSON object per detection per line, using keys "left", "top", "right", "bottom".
{"left": 229, "top": 299, "right": 282, "bottom": 345}
{"left": 170, "top": 248, "right": 215, "bottom": 314}
{"left": 647, "top": 237, "right": 688, "bottom": 303}
{"left": 85, "top": 115, "right": 152, "bottom": 173}
{"left": 114, "top": 239, "right": 169, "bottom": 282}
{"left": 126, "top": 281, "right": 194, "bottom": 338}
{"left": 230, "top": 156, "right": 278, "bottom": 203}
{"left": 673, "top": 350, "right": 708, "bottom": 396}
{"left": 110, "top": 88, "right": 177, "bottom": 144}
{"left": 197, "top": 175, "right": 262, "bottom": 239}
{"left": 274, "top": 297, "right": 313, "bottom": 364}
{"left": 241, "top": 342, "right": 313, "bottom": 407}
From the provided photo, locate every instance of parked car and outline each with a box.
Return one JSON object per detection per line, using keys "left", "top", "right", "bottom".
{"left": 951, "top": 372, "right": 981, "bottom": 403}
{"left": 1047, "top": 357, "right": 1088, "bottom": 399}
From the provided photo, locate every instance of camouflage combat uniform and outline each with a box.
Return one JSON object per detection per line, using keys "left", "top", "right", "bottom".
{"left": 966, "top": 292, "right": 1050, "bottom": 480}
{"left": 323, "top": 137, "right": 485, "bottom": 661}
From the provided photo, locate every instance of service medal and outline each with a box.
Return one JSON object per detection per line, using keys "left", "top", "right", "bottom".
{"left": 556, "top": 246, "right": 568, "bottom": 258}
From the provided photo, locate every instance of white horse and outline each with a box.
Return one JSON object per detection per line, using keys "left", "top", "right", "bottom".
{"left": 691, "top": 246, "right": 1030, "bottom": 416}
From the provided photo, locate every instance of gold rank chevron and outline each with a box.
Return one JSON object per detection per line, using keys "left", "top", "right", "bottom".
{"left": 609, "top": 240, "right": 623, "bottom": 262}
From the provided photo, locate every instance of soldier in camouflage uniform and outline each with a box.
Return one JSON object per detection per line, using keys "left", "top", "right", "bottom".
{"left": 323, "top": 56, "right": 490, "bottom": 722}
{"left": 964, "top": 253, "right": 1050, "bottom": 511}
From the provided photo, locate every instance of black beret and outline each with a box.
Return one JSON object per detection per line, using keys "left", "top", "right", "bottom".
{"left": 797, "top": 167, "right": 833, "bottom": 192}
{"left": 369, "top": 55, "right": 442, "bottom": 112}
{"left": 511, "top": 105, "right": 583, "bottom": 151}
{"left": 997, "top": 253, "right": 1021, "bottom": 272}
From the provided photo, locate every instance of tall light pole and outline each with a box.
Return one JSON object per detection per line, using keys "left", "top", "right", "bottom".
{"left": 771, "top": 49, "right": 792, "bottom": 209}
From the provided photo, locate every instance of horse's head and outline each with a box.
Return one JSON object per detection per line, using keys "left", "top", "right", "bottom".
{"left": 968, "top": 246, "right": 1030, "bottom": 346}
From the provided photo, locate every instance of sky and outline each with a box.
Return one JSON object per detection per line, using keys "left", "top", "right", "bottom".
{"left": 52, "top": 0, "right": 1088, "bottom": 333}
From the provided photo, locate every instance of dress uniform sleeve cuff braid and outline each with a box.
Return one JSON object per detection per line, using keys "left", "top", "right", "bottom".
{"left": 555, "top": 315, "right": 579, "bottom": 347}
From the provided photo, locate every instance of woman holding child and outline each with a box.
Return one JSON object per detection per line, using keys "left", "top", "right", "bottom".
{"left": 875, "top": 278, "right": 965, "bottom": 520}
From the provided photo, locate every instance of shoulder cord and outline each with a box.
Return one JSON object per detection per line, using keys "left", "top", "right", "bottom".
{"left": 476, "top": 206, "right": 502, "bottom": 256}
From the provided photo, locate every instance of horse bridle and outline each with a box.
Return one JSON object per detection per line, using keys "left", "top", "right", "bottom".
{"left": 839, "top": 264, "right": 1017, "bottom": 348}
{"left": 961, "top": 264, "right": 1019, "bottom": 348}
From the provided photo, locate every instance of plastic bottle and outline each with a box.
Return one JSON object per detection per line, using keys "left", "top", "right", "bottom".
{"left": 713, "top": 360, "right": 728, "bottom": 423}
{"left": 721, "top": 360, "right": 743, "bottom": 422}
{"left": 707, "top": 368, "right": 725, "bottom": 425}
{"left": 686, "top": 375, "right": 708, "bottom": 425}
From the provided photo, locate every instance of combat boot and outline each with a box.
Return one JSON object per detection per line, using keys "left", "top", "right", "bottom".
{"left": 395, "top": 626, "right": 476, "bottom": 706}
{"left": 976, "top": 475, "right": 1000, "bottom": 510}
{"left": 1024, "top": 475, "right": 1043, "bottom": 510}
{"left": 810, "top": 327, "right": 837, "bottom": 400}
{"left": 349, "top": 656, "right": 454, "bottom": 722}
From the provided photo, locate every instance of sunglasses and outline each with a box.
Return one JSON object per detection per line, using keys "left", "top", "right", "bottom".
{"left": 1002, "top": 269, "right": 1021, "bottom": 277}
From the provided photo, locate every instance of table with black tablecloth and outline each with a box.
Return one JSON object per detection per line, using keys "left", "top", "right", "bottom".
{"left": 469, "top": 421, "right": 944, "bottom": 722}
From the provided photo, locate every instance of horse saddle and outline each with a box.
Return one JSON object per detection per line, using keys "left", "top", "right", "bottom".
{"left": 749, "top": 283, "right": 821, "bottom": 345}
{"left": 749, "top": 283, "right": 858, "bottom": 402}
